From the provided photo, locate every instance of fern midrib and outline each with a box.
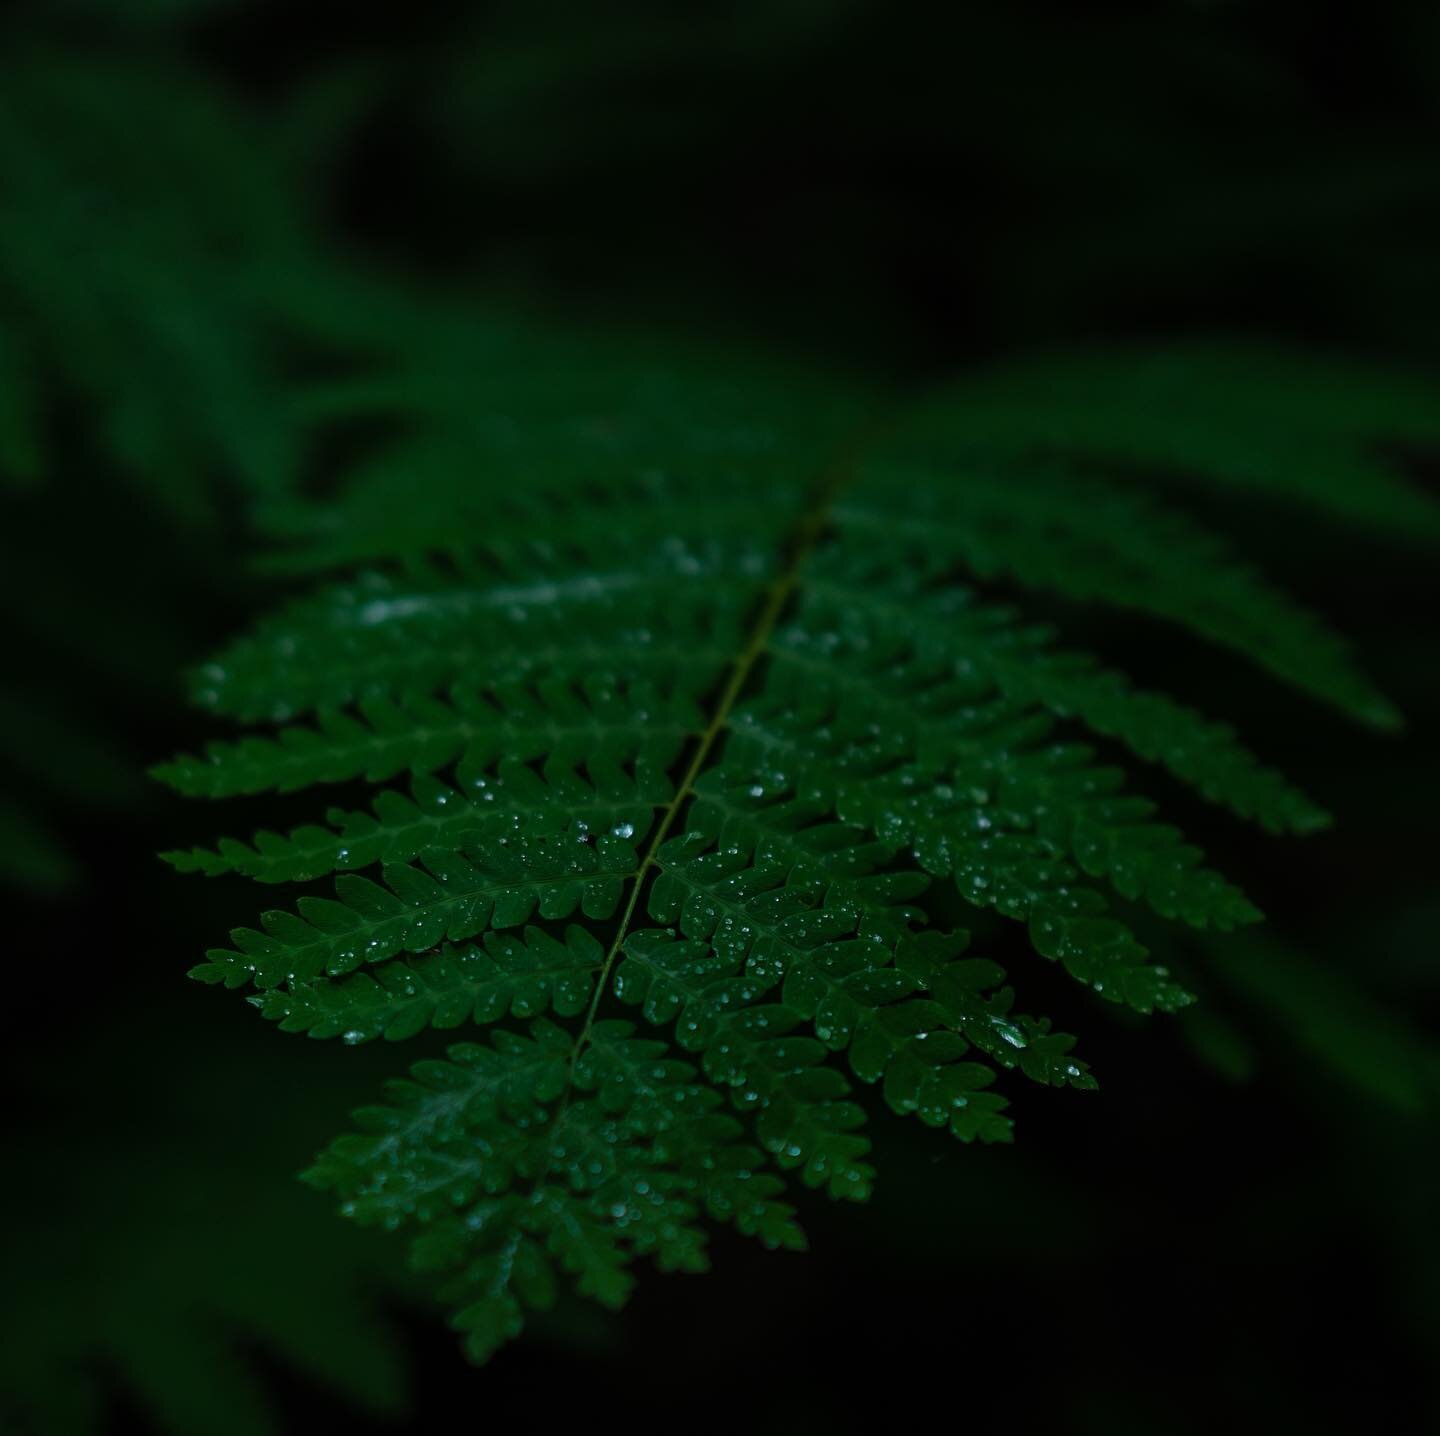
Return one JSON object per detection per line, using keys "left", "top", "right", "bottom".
{"left": 563, "top": 478, "right": 850, "bottom": 1089}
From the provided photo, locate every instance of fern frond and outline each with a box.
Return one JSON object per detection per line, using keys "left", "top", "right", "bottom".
{"left": 156, "top": 681, "right": 698, "bottom": 798}
{"left": 0, "top": 54, "right": 322, "bottom": 522}
{"left": 840, "top": 465, "right": 1399, "bottom": 725}
{"left": 762, "top": 598, "right": 1266, "bottom": 928}
{"left": 613, "top": 930, "right": 879, "bottom": 1197}
{"left": 254, "top": 926, "right": 603, "bottom": 1041}
{"left": 797, "top": 546, "right": 1331, "bottom": 835}
{"left": 905, "top": 341, "right": 1440, "bottom": 543}
{"left": 166, "top": 327, "right": 1408, "bottom": 1359}
{"left": 191, "top": 831, "right": 639, "bottom": 990}
{"left": 303, "top": 1017, "right": 802, "bottom": 1361}
{"left": 189, "top": 538, "right": 769, "bottom": 723}
{"left": 164, "top": 768, "right": 656, "bottom": 884}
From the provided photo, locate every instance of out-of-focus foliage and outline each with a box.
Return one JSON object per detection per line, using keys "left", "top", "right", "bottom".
{"left": 0, "top": 1016, "right": 411, "bottom": 1436}
{"left": 0, "top": 43, "right": 389, "bottom": 896}
{"left": 905, "top": 342, "right": 1440, "bottom": 544}
{"left": 0, "top": 55, "right": 296, "bottom": 522}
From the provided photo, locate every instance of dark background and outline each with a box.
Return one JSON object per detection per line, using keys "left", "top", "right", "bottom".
{"left": 2, "top": 1, "right": 1437, "bottom": 1432}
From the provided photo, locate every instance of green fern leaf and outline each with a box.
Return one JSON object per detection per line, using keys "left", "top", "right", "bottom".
{"left": 165, "top": 326, "right": 1419, "bottom": 1360}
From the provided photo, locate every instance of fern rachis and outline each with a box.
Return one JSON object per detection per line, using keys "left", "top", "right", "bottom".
{"left": 160, "top": 330, "right": 1432, "bottom": 1360}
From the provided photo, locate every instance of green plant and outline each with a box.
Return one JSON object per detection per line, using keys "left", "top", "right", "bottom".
{"left": 160, "top": 319, "right": 1440, "bottom": 1360}
{"left": 0, "top": 1016, "right": 411, "bottom": 1436}
{"left": 0, "top": 46, "right": 383, "bottom": 893}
